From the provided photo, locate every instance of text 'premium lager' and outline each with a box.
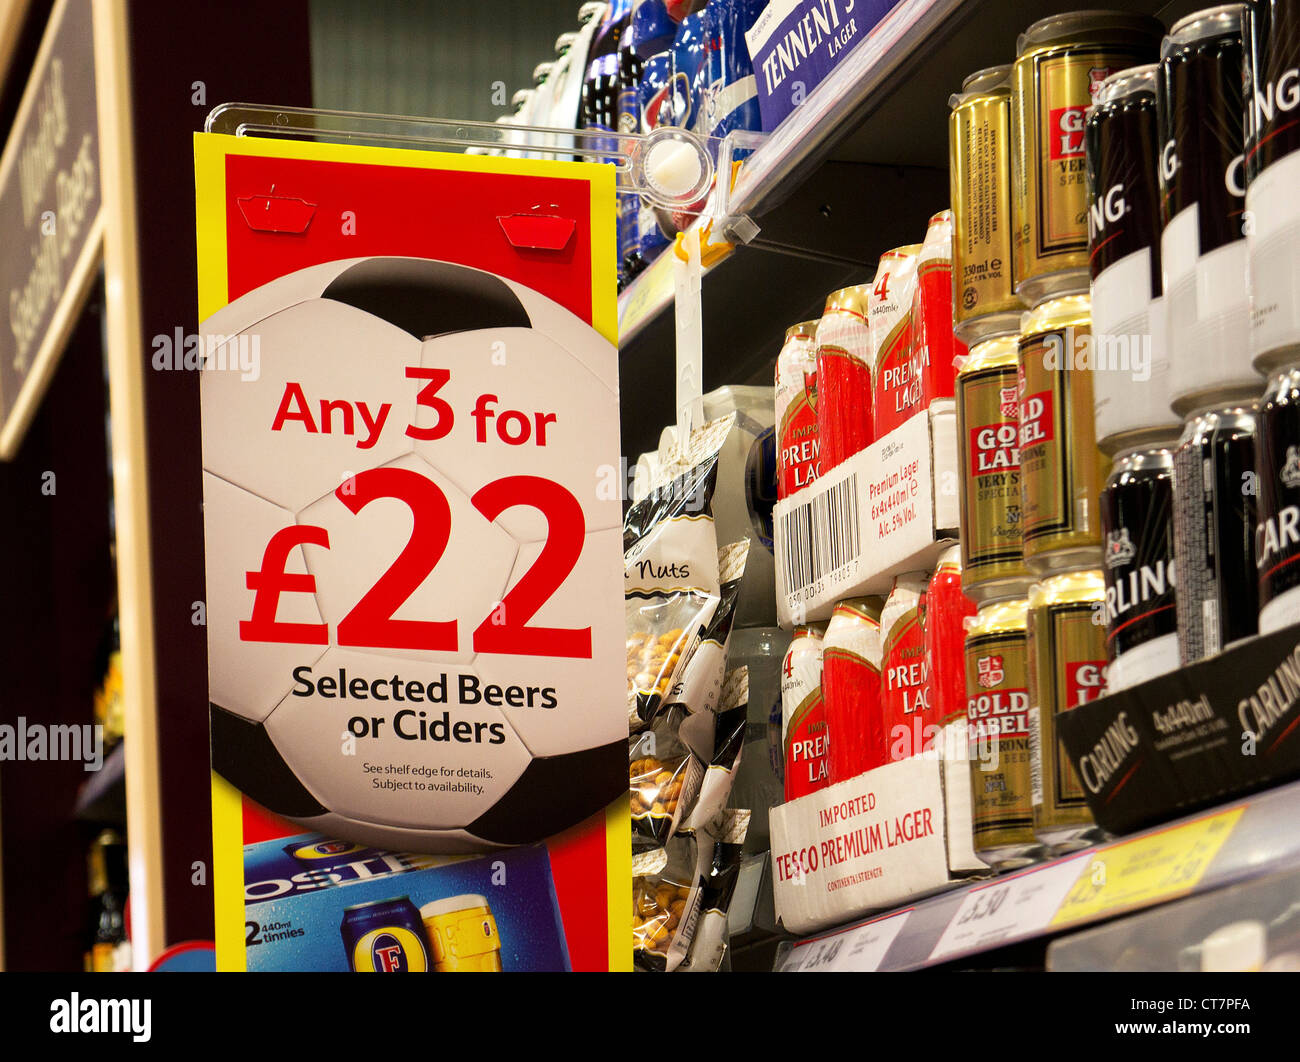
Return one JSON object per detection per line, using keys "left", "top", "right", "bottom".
{"left": 966, "top": 597, "right": 1041, "bottom": 870}
{"left": 1012, "top": 10, "right": 1164, "bottom": 306}
{"left": 871, "top": 244, "right": 924, "bottom": 440}
{"left": 950, "top": 65, "right": 1021, "bottom": 343}
{"left": 782, "top": 624, "right": 828, "bottom": 799}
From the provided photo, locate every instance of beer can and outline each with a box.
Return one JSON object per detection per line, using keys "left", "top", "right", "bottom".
{"left": 781, "top": 624, "right": 828, "bottom": 799}
{"left": 1086, "top": 64, "right": 1179, "bottom": 454}
{"left": 1245, "top": 1, "right": 1300, "bottom": 372}
{"left": 956, "top": 333, "right": 1033, "bottom": 602}
{"left": 912, "top": 210, "right": 959, "bottom": 406}
{"left": 880, "top": 572, "right": 930, "bottom": 762}
{"left": 1011, "top": 10, "right": 1164, "bottom": 306}
{"left": 421, "top": 895, "right": 503, "bottom": 972}
{"left": 870, "top": 244, "right": 924, "bottom": 440}
{"left": 1100, "top": 444, "right": 1180, "bottom": 690}
{"left": 1159, "top": 5, "right": 1261, "bottom": 413}
{"left": 815, "top": 284, "right": 873, "bottom": 473}
{"left": 1017, "top": 293, "right": 1108, "bottom": 572}
{"left": 284, "top": 838, "right": 385, "bottom": 869}
{"left": 949, "top": 65, "right": 1022, "bottom": 344}
{"left": 775, "top": 321, "right": 820, "bottom": 499}
{"left": 1172, "top": 401, "right": 1259, "bottom": 660}
{"left": 1257, "top": 365, "right": 1300, "bottom": 633}
{"left": 340, "top": 896, "right": 430, "bottom": 972}
{"left": 1027, "top": 570, "right": 1108, "bottom": 852}
{"left": 821, "top": 597, "right": 885, "bottom": 782}
{"left": 965, "top": 597, "right": 1042, "bottom": 870}
{"left": 926, "top": 545, "right": 978, "bottom": 730}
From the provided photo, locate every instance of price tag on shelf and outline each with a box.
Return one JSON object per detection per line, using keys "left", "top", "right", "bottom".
{"left": 782, "top": 911, "right": 911, "bottom": 972}
{"left": 1050, "top": 806, "right": 1245, "bottom": 927}
{"left": 929, "top": 854, "right": 1088, "bottom": 962}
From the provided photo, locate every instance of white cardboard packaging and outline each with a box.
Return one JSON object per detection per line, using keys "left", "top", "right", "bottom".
{"left": 773, "top": 404, "right": 958, "bottom": 627}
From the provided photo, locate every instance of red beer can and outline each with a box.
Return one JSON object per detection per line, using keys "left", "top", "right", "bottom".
{"left": 781, "top": 624, "right": 828, "bottom": 800}
{"left": 815, "top": 284, "right": 874, "bottom": 472}
{"left": 871, "top": 244, "right": 924, "bottom": 440}
{"left": 912, "top": 210, "right": 959, "bottom": 406}
{"left": 880, "top": 572, "right": 929, "bottom": 763}
{"left": 775, "top": 321, "right": 821, "bottom": 499}
{"left": 820, "top": 597, "right": 885, "bottom": 782}
{"left": 924, "top": 544, "right": 978, "bottom": 733}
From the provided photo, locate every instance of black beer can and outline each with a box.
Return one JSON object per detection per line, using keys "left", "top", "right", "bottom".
{"left": 1172, "top": 402, "right": 1259, "bottom": 661}
{"left": 1100, "top": 445, "right": 1180, "bottom": 689}
{"left": 1257, "top": 365, "right": 1300, "bottom": 633}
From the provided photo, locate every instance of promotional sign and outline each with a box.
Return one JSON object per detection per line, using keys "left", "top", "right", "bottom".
{"left": 194, "top": 134, "right": 627, "bottom": 969}
{"left": 0, "top": 0, "right": 102, "bottom": 458}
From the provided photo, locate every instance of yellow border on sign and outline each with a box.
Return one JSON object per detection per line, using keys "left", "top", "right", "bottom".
{"left": 194, "top": 131, "right": 623, "bottom": 972}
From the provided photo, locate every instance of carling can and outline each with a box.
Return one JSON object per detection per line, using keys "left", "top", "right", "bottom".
{"left": 815, "top": 284, "right": 873, "bottom": 473}
{"left": 775, "top": 321, "right": 820, "bottom": 499}
{"left": 1159, "top": 5, "right": 1261, "bottom": 413}
{"left": 1027, "top": 570, "right": 1108, "bottom": 852}
{"left": 781, "top": 624, "right": 828, "bottom": 799}
{"left": 912, "top": 210, "right": 959, "bottom": 406}
{"left": 881, "top": 572, "right": 930, "bottom": 762}
{"left": 926, "top": 545, "right": 978, "bottom": 732}
{"left": 1245, "top": 0, "right": 1300, "bottom": 372}
{"left": 1087, "top": 64, "right": 1179, "bottom": 454}
{"left": 1011, "top": 10, "right": 1164, "bottom": 306}
{"left": 820, "top": 597, "right": 885, "bottom": 782}
{"left": 1100, "top": 444, "right": 1180, "bottom": 690}
{"left": 1172, "top": 402, "right": 1259, "bottom": 660}
{"left": 1018, "top": 293, "right": 1108, "bottom": 572}
{"left": 965, "top": 597, "right": 1041, "bottom": 870}
{"left": 949, "top": 65, "right": 1022, "bottom": 344}
{"left": 1257, "top": 366, "right": 1300, "bottom": 633}
{"left": 340, "top": 897, "right": 430, "bottom": 972}
{"left": 871, "top": 244, "right": 924, "bottom": 440}
{"left": 957, "top": 333, "right": 1032, "bottom": 603}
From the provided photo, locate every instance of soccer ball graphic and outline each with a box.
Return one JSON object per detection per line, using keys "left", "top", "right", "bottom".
{"left": 200, "top": 257, "right": 627, "bottom": 853}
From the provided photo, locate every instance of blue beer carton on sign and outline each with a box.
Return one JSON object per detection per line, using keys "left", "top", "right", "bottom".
{"left": 744, "top": 0, "right": 900, "bottom": 131}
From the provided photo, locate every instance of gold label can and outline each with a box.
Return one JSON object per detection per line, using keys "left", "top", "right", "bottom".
{"left": 1011, "top": 17, "right": 1162, "bottom": 306}
{"left": 1017, "top": 294, "right": 1106, "bottom": 572}
{"left": 1027, "top": 570, "right": 1107, "bottom": 852}
{"left": 957, "top": 334, "right": 1031, "bottom": 602}
{"left": 949, "top": 65, "right": 1022, "bottom": 342}
{"left": 965, "top": 598, "right": 1040, "bottom": 868}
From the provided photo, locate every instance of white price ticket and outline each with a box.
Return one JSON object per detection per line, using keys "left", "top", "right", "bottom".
{"left": 781, "top": 911, "right": 911, "bottom": 972}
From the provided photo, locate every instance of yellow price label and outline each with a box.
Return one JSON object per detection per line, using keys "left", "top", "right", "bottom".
{"left": 1050, "top": 806, "right": 1246, "bottom": 927}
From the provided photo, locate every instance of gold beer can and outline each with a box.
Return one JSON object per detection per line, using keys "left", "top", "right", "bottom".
{"left": 1018, "top": 293, "right": 1108, "bottom": 573}
{"left": 949, "top": 65, "right": 1022, "bottom": 344}
{"left": 965, "top": 597, "right": 1043, "bottom": 870}
{"left": 1011, "top": 10, "right": 1163, "bottom": 306}
{"left": 1027, "top": 570, "right": 1108, "bottom": 852}
{"left": 957, "top": 333, "right": 1033, "bottom": 604}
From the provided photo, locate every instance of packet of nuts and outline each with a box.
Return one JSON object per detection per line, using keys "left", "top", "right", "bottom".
{"left": 624, "top": 415, "right": 736, "bottom": 728}
{"left": 629, "top": 708, "right": 705, "bottom": 847}
{"left": 631, "top": 831, "right": 713, "bottom": 973}
{"left": 681, "top": 667, "right": 749, "bottom": 838}
{"left": 681, "top": 809, "right": 751, "bottom": 973}
{"left": 662, "top": 539, "right": 749, "bottom": 717}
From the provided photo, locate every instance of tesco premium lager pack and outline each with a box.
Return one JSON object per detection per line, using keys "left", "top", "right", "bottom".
{"left": 871, "top": 244, "right": 924, "bottom": 439}
{"left": 881, "top": 572, "right": 930, "bottom": 761}
{"left": 820, "top": 597, "right": 885, "bottom": 782}
{"left": 781, "top": 624, "right": 828, "bottom": 799}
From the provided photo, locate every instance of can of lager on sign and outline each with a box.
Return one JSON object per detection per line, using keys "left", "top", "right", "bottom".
{"left": 1159, "top": 5, "right": 1260, "bottom": 414}
{"left": 965, "top": 597, "right": 1042, "bottom": 870}
{"left": 775, "top": 321, "right": 820, "bottom": 499}
{"left": 285, "top": 838, "right": 385, "bottom": 869}
{"left": 912, "top": 210, "right": 959, "bottom": 406}
{"left": 1100, "top": 444, "right": 1180, "bottom": 690}
{"left": 1245, "top": 0, "right": 1300, "bottom": 372}
{"left": 820, "top": 597, "right": 885, "bottom": 782}
{"left": 957, "top": 333, "right": 1033, "bottom": 603}
{"left": 881, "top": 573, "right": 930, "bottom": 762}
{"left": 1011, "top": 10, "right": 1164, "bottom": 306}
{"left": 1256, "top": 366, "right": 1300, "bottom": 633}
{"left": 950, "top": 65, "right": 1022, "bottom": 344}
{"left": 341, "top": 897, "right": 431, "bottom": 972}
{"left": 926, "top": 545, "right": 978, "bottom": 731}
{"left": 1172, "top": 402, "right": 1259, "bottom": 661}
{"left": 1027, "top": 570, "right": 1108, "bottom": 853}
{"left": 871, "top": 244, "right": 924, "bottom": 440}
{"left": 1086, "top": 64, "right": 1179, "bottom": 455}
{"left": 781, "top": 624, "right": 828, "bottom": 799}
{"left": 1018, "top": 293, "right": 1108, "bottom": 573}
{"left": 421, "top": 895, "right": 503, "bottom": 972}
{"left": 815, "top": 285, "right": 874, "bottom": 473}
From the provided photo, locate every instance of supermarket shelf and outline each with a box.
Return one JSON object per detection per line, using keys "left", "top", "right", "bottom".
{"left": 74, "top": 741, "right": 126, "bottom": 827}
{"left": 616, "top": 0, "right": 1202, "bottom": 458}
{"left": 777, "top": 778, "right": 1300, "bottom": 971}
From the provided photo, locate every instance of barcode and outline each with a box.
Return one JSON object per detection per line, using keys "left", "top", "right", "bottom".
{"left": 781, "top": 476, "right": 861, "bottom": 593}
